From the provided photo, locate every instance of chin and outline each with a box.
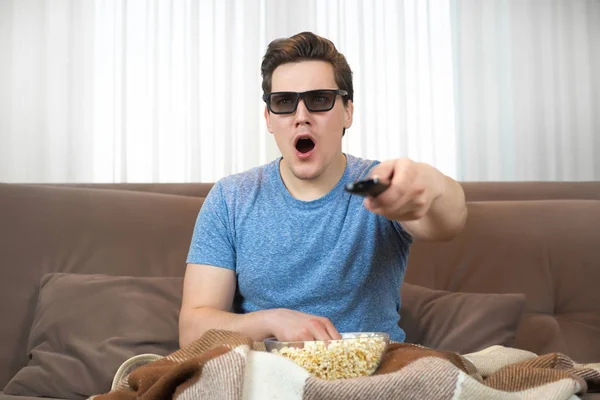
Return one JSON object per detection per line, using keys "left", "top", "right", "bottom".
{"left": 288, "top": 163, "right": 324, "bottom": 181}
{"left": 292, "top": 167, "right": 322, "bottom": 181}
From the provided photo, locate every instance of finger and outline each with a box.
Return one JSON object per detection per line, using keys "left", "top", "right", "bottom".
{"left": 366, "top": 203, "right": 393, "bottom": 219}
{"left": 322, "top": 319, "right": 342, "bottom": 340}
{"left": 366, "top": 198, "right": 416, "bottom": 221}
{"left": 296, "top": 327, "right": 316, "bottom": 342}
{"left": 368, "top": 159, "right": 395, "bottom": 181}
{"left": 365, "top": 188, "right": 406, "bottom": 215}
{"left": 308, "top": 319, "right": 334, "bottom": 341}
{"left": 364, "top": 200, "right": 393, "bottom": 218}
{"left": 390, "top": 160, "right": 410, "bottom": 187}
{"left": 374, "top": 163, "right": 412, "bottom": 207}
{"left": 363, "top": 197, "right": 378, "bottom": 210}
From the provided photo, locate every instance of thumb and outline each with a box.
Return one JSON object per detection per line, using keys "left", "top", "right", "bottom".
{"left": 368, "top": 159, "right": 395, "bottom": 182}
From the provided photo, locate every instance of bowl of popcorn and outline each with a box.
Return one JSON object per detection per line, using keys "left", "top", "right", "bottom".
{"left": 264, "top": 332, "right": 390, "bottom": 380}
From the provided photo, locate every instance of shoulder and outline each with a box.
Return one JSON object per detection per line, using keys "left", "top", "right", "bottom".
{"left": 208, "top": 159, "right": 279, "bottom": 207}
{"left": 345, "top": 154, "right": 380, "bottom": 181}
{"left": 219, "top": 160, "right": 276, "bottom": 192}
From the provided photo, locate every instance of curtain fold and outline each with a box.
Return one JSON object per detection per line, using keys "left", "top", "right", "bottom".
{"left": 0, "top": 0, "right": 597, "bottom": 183}
{"left": 452, "top": 0, "right": 600, "bottom": 181}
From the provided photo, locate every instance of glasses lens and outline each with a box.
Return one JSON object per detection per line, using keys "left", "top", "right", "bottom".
{"left": 305, "top": 91, "right": 336, "bottom": 111}
{"left": 269, "top": 93, "right": 298, "bottom": 113}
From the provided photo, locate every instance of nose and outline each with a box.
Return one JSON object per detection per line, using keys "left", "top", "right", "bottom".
{"left": 294, "top": 97, "right": 311, "bottom": 127}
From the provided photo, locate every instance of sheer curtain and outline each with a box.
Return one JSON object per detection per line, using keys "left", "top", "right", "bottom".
{"left": 0, "top": 0, "right": 456, "bottom": 183}
{"left": 452, "top": 0, "right": 600, "bottom": 181}
{"left": 1, "top": 0, "right": 598, "bottom": 184}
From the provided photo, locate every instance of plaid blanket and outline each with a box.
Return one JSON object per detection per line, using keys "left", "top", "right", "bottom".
{"left": 90, "top": 329, "right": 600, "bottom": 400}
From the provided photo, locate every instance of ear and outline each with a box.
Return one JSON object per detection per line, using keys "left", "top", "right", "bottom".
{"left": 264, "top": 106, "right": 274, "bottom": 134}
{"left": 343, "top": 100, "right": 354, "bottom": 129}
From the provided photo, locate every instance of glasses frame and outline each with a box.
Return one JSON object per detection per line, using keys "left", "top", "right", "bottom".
{"left": 262, "top": 89, "right": 348, "bottom": 115}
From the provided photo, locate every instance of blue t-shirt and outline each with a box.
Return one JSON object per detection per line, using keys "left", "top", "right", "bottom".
{"left": 186, "top": 154, "right": 413, "bottom": 342}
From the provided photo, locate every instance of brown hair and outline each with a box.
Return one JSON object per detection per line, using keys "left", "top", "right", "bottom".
{"left": 261, "top": 32, "right": 353, "bottom": 105}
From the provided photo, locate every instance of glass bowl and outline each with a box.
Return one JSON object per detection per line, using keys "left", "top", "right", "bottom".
{"left": 264, "top": 332, "right": 390, "bottom": 380}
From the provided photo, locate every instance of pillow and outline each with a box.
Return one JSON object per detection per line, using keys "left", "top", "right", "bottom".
{"left": 399, "top": 282, "right": 526, "bottom": 354}
{"left": 4, "top": 273, "right": 184, "bottom": 399}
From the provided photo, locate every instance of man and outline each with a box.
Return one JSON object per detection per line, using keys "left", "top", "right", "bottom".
{"left": 179, "top": 32, "right": 467, "bottom": 347}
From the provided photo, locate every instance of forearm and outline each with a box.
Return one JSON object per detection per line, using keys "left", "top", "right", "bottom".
{"left": 425, "top": 174, "right": 467, "bottom": 239}
{"left": 402, "top": 172, "right": 467, "bottom": 241}
{"left": 179, "top": 307, "right": 272, "bottom": 347}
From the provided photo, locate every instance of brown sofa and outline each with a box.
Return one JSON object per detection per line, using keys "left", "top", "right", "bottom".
{"left": 0, "top": 181, "right": 599, "bottom": 399}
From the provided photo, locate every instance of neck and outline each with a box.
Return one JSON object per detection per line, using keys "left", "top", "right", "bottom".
{"left": 279, "top": 153, "right": 347, "bottom": 201}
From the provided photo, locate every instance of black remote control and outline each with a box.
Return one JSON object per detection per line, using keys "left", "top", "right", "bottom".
{"left": 344, "top": 177, "right": 390, "bottom": 197}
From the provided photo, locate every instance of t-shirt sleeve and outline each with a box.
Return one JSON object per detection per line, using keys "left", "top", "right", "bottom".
{"left": 392, "top": 221, "right": 414, "bottom": 248}
{"left": 186, "top": 181, "right": 236, "bottom": 271}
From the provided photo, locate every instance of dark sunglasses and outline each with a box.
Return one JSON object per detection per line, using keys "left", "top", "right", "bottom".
{"left": 262, "top": 89, "right": 348, "bottom": 114}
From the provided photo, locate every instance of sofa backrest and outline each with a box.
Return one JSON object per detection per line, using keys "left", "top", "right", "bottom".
{"left": 1, "top": 181, "right": 599, "bottom": 389}
{"left": 461, "top": 181, "right": 600, "bottom": 201}
{"left": 51, "top": 183, "right": 215, "bottom": 199}
{"left": 51, "top": 181, "right": 600, "bottom": 202}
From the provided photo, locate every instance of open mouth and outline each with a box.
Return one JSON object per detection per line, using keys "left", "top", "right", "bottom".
{"left": 295, "top": 137, "right": 315, "bottom": 154}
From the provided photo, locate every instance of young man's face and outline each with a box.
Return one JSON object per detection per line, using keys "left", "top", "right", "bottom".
{"left": 264, "top": 60, "right": 353, "bottom": 181}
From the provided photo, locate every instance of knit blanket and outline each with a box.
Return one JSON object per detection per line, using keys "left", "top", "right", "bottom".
{"left": 90, "top": 329, "right": 600, "bottom": 400}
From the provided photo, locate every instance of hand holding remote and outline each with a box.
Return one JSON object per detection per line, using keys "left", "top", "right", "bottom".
{"left": 360, "top": 158, "right": 445, "bottom": 222}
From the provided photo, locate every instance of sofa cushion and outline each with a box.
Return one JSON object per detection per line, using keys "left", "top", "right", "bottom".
{"left": 0, "top": 183, "right": 203, "bottom": 389}
{"left": 3, "top": 269, "right": 526, "bottom": 399}
{"left": 3, "top": 273, "right": 183, "bottom": 400}
{"left": 399, "top": 283, "right": 526, "bottom": 353}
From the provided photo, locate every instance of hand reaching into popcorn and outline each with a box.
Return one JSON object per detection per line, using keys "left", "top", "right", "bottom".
{"left": 264, "top": 308, "right": 342, "bottom": 341}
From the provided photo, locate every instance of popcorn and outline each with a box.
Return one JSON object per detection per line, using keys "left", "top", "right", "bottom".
{"left": 270, "top": 334, "right": 387, "bottom": 380}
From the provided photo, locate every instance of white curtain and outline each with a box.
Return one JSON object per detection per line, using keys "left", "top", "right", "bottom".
{"left": 0, "top": 0, "right": 598, "bottom": 184}
{"left": 452, "top": 0, "right": 600, "bottom": 181}
{"left": 0, "top": 0, "right": 456, "bottom": 183}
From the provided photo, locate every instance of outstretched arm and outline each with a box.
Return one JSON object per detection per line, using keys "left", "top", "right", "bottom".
{"left": 363, "top": 158, "right": 467, "bottom": 241}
